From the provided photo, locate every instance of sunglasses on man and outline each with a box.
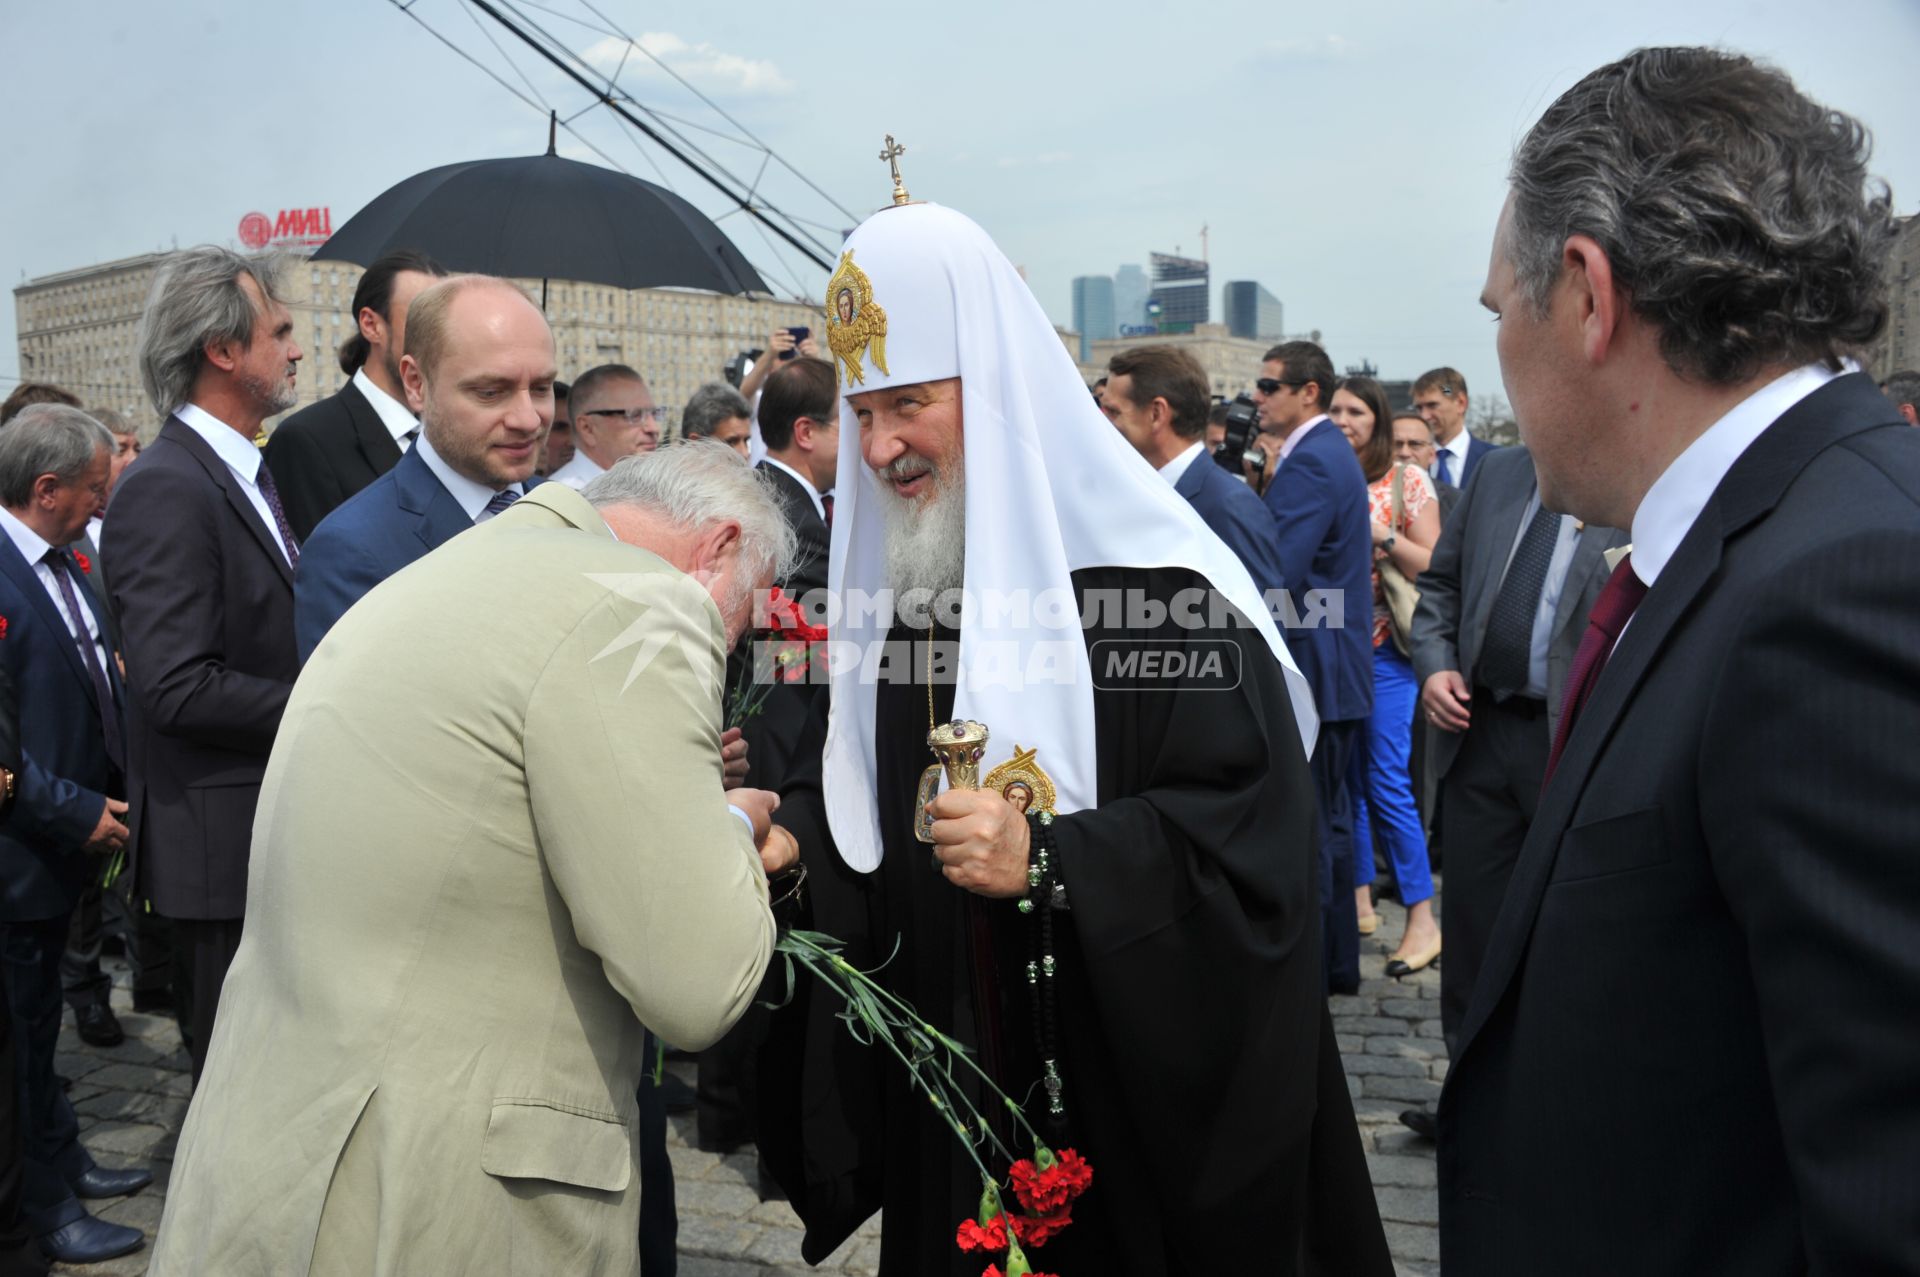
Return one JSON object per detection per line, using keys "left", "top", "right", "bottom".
{"left": 1254, "top": 378, "right": 1310, "bottom": 396}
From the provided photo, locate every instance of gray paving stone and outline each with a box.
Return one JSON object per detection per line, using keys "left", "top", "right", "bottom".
{"left": 1379, "top": 997, "right": 1431, "bottom": 1020}
{"left": 1361, "top": 1075, "right": 1444, "bottom": 1104}
{"left": 1333, "top": 1014, "right": 1414, "bottom": 1035}
{"left": 682, "top": 1179, "right": 765, "bottom": 1220}
{"left": 82, "top": 1064, "right": 191, "bottom": 1099}
{"left": 1384, "top": 1219, "right": 1442, "bottom": 1263}
{"left": 1366, "top": 1154, "right": 1438, "bottom": 1188}
{"left": 1364, "top": 1035, "right": 1439, "bottom": 1059}
{"left": 1342, "top": 1054, "right": 1432, "bottom": 1078}
{"left": 80, "top": 1121, "right": 172, "bottom": 1159}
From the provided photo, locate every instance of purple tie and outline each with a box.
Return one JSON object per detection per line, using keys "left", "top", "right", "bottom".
{"left": 1544, "top": 554, "right": 1649, "bottom": 785}
{"left": 253, "top": 463, "right": 300, "bottom": 568}
{"left": 43, "top": 550, "right": 124, "bottom": 774}
{"left": 483, "top": 488, "right": 520, "bottom": 518}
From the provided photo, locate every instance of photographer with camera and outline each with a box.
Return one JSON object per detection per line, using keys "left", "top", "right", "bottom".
{"left": 1102, "top": 347, "right": 1285, "bottom": 598}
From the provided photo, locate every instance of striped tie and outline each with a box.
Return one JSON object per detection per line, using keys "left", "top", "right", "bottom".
{"left": 482, "top": 488, "right": 520, "bottom": 520}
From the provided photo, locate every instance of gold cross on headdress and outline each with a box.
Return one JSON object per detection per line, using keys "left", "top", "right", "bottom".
{"left": 879, "top": 134, "right": 910, "bottom": 206}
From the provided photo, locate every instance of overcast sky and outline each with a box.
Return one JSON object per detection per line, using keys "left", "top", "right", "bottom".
{"left": 5, "top": 0, "right": 1918, "bottom": 409}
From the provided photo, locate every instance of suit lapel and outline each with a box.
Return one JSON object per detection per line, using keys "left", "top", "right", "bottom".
{"left": 1548, "top": 527, "right": 1617, "bottom": 648}
{"left": 343, "top": 380, "right": 405, "bottom": 475}
{"left": 0, "top": 538, "right": 95, "bottom": 700}
{"left": 162, "top": 417, "right": 295, "bottom": 589}
{"left": 1462, "top": 463, "right": 1532, "bottom": 662}
{"left": 1451, "top": 372, "right": 1904, "bottom": 1064}
{"left": 391, "top": 449, "right": 472, "bottom": 552}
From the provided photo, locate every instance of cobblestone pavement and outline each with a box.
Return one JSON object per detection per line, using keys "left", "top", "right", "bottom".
{"left": 49, "top": 892, "right": 1441, "bottom": 1276}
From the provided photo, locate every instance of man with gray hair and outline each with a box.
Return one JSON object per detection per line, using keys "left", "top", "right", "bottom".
{"left": 152, "top": 443, "right": 795, "bottom": 1276}
{"left": 101, "top": 246, "right": 304, "bottom": 1085}
{"left": 0, "top": 406, "right": 153, "bottom": 1264}
{"left": 1442, "top": 48, "right": 1920, "bottom": 1273}
{"left": 680, "top": 383, "right": 753, "bottom": 459}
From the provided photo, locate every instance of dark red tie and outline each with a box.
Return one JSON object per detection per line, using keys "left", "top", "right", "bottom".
{"left": 43, "top": 550, "right": 124, "bottom": 775}
{"left": 821, "top": 492, "right": 834, "bottom": 527}
{"left": 1544, "top": 554, "right": 1648, "bottom": 785}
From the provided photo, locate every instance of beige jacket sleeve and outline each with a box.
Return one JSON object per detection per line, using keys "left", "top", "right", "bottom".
{"left": 524, "top": 571, "right": 774, "bottom": 1051}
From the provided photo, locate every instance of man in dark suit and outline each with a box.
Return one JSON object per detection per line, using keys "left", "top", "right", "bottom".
{"left": 1440, "top": 48, "right": 1920, "bottom": 1274}
{"left": 0, "top": 407, "right": 153, "bottom": 1264}
{"left": 1255, "top": 339, "right": 1374, "bottom": 993}
{"left": 104, "top": 246, "right": 304, "bottom": 1085}
{"left": 295, "top": 276, "right": 549, "bottom": 662}
{"left": 264, "top": 250, "right": 445, "bottom": 540}
{"left": 1401, "top": 444, "right": 1622, "bottom": 1136}
{"left": 753, "top": 357, "right": 837, "bottom": 630}
{"left": 1102, "top": 345, "right": 1286, "bottom": 598}
{"left": 1413, "top": 368, "right": 1497, "bottom": 490}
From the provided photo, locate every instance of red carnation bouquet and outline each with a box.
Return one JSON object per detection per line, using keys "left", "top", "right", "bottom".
{"left": 726, "top": 586, "right": 828, "bottom": 727}
{"left": 772, "top": 932, "right": 1094, "bottom": 1277}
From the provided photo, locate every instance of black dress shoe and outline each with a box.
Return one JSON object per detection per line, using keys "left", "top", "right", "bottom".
{"left": 73, "top": 1003, "right": 123, "bottom": 1049}
{"left": 655, "top": 1073, "right": 697, "bottom": 1115}
{"left": 37, "top": 1215, "right": 142, "bottom": 1264}
{"left": 1399, "top": 1108, "right": 1436, "bottom": 1140}
{"left": 68, "top": 1164, "right": 152, "bottom": 1200}
{"left": 56, "top": 1075, "right": 70, "bottom": 1093}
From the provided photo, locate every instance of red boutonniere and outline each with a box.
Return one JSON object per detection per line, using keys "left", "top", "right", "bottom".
{"left": 0, "top": 616, "right": 8, "bottom": 639}
{"left": 72, "top": 551, "right": 92, "bottom": 576}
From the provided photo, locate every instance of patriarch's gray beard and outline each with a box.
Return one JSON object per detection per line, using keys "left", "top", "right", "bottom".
{"left": 873, "top": 452, "right": 966, "bottom": 608}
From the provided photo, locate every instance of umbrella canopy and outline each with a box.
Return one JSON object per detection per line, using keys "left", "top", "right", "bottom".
{"left": 313, "top": 150, "right": 769, "bottom": 296}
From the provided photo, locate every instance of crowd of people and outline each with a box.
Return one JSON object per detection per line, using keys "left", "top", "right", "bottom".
{"left": 0, "top": 41, "right": 1914, "bottom": 1277}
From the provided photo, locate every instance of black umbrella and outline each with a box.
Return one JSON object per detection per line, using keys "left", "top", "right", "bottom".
{"left": 312, "top": 123, "right": 768, "bottom": 298}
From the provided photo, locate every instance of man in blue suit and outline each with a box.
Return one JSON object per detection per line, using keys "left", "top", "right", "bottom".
{"left": 0, "top": 407, "right": 153, "bottom": 1265}
{"left": 1255, "top": 340, "right": 1375, "bottom": 993}
{"left": 1101, "top": 346, "right": 1286, "bottom": 599}
{"left": 1413, "top": 367, "right": 1499, "bottom": 490}
{"left": 295, "top": 275, "right": 550, "bottom": 662}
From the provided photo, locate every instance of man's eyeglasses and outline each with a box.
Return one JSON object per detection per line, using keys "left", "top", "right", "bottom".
{"left": 580, "top": 406, "right": 668, "bottom": 425}
{"left": 1255, "top": 378, "right": 1308, "bottom": 396}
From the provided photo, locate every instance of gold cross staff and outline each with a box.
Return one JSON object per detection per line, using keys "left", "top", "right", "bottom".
{"left": 880, "top": 134, "right": 910, "bottom": 206}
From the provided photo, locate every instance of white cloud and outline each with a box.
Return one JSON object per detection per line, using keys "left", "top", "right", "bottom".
{"left": 582, "top": 32, "right": 792, "bottom": 96}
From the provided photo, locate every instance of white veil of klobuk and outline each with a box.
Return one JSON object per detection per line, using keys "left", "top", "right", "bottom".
{"left": 820, "top": 202, "right": 1318, "bottom": 872}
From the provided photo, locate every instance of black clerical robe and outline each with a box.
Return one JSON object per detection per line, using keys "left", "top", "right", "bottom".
{"left": 759, "top": 566, "right": 1390, "bottom": 1276}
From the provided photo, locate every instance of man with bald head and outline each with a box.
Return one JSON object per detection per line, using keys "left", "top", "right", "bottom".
{"left": 293, "top": 274, "right": 550, "bottom": 661}
{"left": 548, "top": 363, "right": 663, "bottom": 489}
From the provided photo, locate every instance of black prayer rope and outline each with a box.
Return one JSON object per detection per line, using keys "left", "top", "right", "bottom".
{"left": 1022, "top": 810, "right": 1068, "bottom": 1134}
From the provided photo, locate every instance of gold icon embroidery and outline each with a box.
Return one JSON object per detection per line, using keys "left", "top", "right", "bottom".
{"left": 824, "top": 250, "right": 889, "bottom": 388}
{"left": 983, "top": 745, "right": 1058, "bottom": 817}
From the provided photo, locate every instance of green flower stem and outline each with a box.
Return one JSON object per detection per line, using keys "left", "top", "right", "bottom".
{"left": 782, "top": 932, "right": 1045, "bottom": 1155}
{"left": 777, "top": 932, "right": 1021, "bottom": 1179}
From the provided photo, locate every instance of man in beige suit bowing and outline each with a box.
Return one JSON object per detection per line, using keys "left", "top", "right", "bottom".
{"left": 150, "top": 442, "right": 796, "bottom": 1276}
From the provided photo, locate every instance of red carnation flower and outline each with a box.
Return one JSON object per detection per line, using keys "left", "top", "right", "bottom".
{"left": 1011, "top": 1210, "right": 1073, "bottom": 1248}
{"left": 1009, "top": 1147, "right": 1093, "bottom": 1216}
{"left": 0, "top": 616, "right": 8, "bottom": 639}
{"left": 73, "top": 551, "right": 92, "bottom": 576}
{"left": 955, "top": 1215, "right": 1008, "bottom": 1253}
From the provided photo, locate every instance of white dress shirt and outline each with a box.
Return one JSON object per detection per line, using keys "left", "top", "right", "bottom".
{"left": 413, "top": 433, "right": 526, "bottom": 523}
{"left": 1629, "top": 362, "right": 1844, "bottom": 589}
{"left": 1157, "top": 441, "right": 1206, "bottom": 487}
{"left": 0, "top": 507, "right": 112, "bottom": 675}
{"left": 175, "top": 402, "right": 296, "bottom": 565}
{"left": 1277, "top": 413, "right": 1330, "bottom": 465}
{"left": 547, "top": 450, "right": 607, "bottom": 492}
{"left": 352, "top": 369, "right": 419, "bottom": 451}
{"left": 760, "top": 456, "right": 825, "bottom": 522}
{"left": 1434, "top": 429, "right": 1474, "bottom": 488}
